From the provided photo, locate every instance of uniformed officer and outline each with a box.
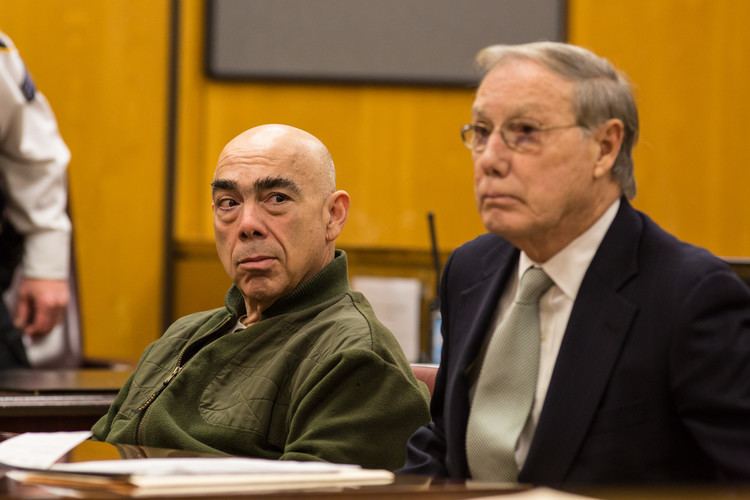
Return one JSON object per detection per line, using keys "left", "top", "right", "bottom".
{"left": 0, "top": 31, "right": 72, "bottom": 367}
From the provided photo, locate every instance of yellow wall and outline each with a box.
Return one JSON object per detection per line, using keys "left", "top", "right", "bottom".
{"left": 2, "top": 1, "right": 169, "bottom": 361}
{"left": 3, "top": 0, "right": 749, "bottom": 360}
{"left": 569, "top": 0, "right": 750, "bottom": 257}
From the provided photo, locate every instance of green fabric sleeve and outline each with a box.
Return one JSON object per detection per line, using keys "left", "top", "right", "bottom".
{"left": 282, "top": 349, "right": 430, "bottom": 470}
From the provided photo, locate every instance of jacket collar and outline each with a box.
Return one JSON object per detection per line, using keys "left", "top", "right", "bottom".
{"left": 223, "top": 250, "right": 350, "bottom": 320}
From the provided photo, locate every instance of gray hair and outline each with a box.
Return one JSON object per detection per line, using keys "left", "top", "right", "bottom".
{"left": 476, "top": 42, "right": 638, "bottom": 199}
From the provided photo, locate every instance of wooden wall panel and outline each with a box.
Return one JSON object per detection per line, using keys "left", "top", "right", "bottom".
{"left": 2, "top": 0, "right": 169, "bottom": 361}
{"left": 569, "top": 0, "right": 750, "bottom": 257}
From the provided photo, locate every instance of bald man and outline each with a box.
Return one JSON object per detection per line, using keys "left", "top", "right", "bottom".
{"left": 92, "top": 125, "right": 430, "bottom": 470}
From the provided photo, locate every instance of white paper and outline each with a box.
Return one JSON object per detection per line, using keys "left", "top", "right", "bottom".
{"left": 0, "top": 431, "right": 92, "bottom": 469}
{"left": 7, "top": 466, "right": 394, "bottom": 496}
{"left": 351, "top": 276, "right": 422, "bottom": 361}
{"left": 51, "top": 457, "right": 358, "bottom": 476}
{"left": 1, "top": 433, "right": 395, "bottom": 496}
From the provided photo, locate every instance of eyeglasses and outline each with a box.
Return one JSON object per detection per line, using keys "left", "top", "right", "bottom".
{"left": 460, "top": 120, "right": 582, "bottom": 154}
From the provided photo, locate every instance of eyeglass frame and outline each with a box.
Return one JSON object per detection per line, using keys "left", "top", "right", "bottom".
{"left": 460, "top": 120, "right": 584, "bottom": 154}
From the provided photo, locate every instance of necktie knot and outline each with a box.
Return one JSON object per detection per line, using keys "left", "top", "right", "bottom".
{"left": 516, "top": 267, "right": 554, "bottom": 304}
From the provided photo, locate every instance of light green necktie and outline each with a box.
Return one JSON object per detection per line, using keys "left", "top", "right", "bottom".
{"left": 466, "top": 267, "right": 554, "bottom": 481}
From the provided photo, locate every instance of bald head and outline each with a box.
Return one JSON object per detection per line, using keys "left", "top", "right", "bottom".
{"left": 211, "top": 124, "right": 350, "bottom": 317}
{"left": 217, "top": 124, "right": 336, "bottom": 195}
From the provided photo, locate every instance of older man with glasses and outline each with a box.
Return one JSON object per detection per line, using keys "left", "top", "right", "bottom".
{"left": 401, "top": 42, "right": 750, "bottom": 485}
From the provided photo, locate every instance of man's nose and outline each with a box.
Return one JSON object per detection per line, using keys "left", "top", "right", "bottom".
{"left": 475, "top": 132, "right": 512, "bottom": 178}
{"left": 238, "top": 204, "right": 267, "bottom": 240}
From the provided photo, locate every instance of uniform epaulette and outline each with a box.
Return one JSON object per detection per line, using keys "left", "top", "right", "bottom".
{"left": 0, "top": 34, "right": 37, "bottom": 101}
{"left": 21, "top": 72, "right": 36, "bottom": 101}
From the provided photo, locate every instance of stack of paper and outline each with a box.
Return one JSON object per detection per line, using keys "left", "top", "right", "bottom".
{"left": 8, "top": 458, "right": 394, "bottom": 496}
{"left": 0, "top": 433, "right": 393, "bottom": 496}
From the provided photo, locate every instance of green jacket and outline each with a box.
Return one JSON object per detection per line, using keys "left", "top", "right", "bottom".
{"left": 92, "top": 251, "right": 430, "bottom": 470}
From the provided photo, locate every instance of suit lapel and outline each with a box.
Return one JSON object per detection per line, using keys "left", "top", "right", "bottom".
{"left": 455, "top": 246, "right": 518, "bottom": 377}
{"left": 520, "top": 199, "right": 642, "bottom": 484}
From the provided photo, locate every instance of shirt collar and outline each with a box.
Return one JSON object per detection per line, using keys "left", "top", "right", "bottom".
{"left": 519, "top": 199, "right": 620, "bottom": 299}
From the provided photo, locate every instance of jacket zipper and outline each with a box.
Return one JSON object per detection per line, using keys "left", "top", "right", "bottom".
{"left": 134, "top": 362, "right": 183, "bottom": 444}
{"left": 136, "top": 363, "right": 184, "bottom": 412}
{"left": 134, "top": 315, "right": 233, "bottom": 444}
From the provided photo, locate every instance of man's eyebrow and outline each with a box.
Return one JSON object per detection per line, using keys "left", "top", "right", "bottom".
{"left": 254, "top": 176, "right": 302, "bottom": 196}
{"left": 211, "top": 179, "right": 237, "bottom": 194}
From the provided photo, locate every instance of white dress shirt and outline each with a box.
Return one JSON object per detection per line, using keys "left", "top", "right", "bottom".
{"left": 471, "top": 199, "right": 620, "bottom": 470}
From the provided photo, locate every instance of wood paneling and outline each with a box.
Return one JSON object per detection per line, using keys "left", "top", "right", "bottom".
{"left": 569, "top": 0, "right": 750, "bottom": 257}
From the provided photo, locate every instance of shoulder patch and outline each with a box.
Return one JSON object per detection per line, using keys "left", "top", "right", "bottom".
{"left": 20, "top": 71, "right": 36, "bottom": 101}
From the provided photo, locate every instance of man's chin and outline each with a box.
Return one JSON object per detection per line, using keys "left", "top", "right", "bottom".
{"left": 236, "top": 279, "right": 285, "bottom": 305}
{"left": 482, "top": 213, "right": 521, "bottom": 236}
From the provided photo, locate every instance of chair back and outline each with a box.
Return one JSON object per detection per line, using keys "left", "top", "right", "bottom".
{"left": 411, "top": 363, "right": 438, "bottom": 397}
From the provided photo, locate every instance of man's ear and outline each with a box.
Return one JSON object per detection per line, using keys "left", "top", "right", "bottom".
{"left": 593, "top": 118, "right": 625, "bottom": 179}
{"left": 324, "top": 190, "right": 350, "bottom": 242}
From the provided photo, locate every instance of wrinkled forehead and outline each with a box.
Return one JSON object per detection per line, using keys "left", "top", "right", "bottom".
{"left": 213, "top": 143, "right": 332, "bottom": 202}
{"left": 473, "top": 59, "right": 576, "bottom": 119}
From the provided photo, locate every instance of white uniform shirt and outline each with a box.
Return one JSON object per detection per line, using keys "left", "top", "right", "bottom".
{"left": 472, "top": 199, "right": 620, "bottom": 470}
{"left": 0, "top": 32, "right": 71, "bottom": 279}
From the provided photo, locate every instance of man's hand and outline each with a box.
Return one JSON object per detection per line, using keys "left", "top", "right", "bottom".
{"left": 13, "top": 278, "right": 69, "bottom": 337}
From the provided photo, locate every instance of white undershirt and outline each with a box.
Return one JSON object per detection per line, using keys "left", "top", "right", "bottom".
{"left": 474, "top": 199, "right": 620, "bottom": 469}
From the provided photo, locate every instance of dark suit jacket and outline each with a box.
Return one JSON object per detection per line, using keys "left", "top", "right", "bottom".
{"left": 402, "top": 199, "right": 750, "bottom": 484}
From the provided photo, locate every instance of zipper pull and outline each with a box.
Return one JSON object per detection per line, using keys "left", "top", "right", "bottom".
{"left": 163, "top": 364, "right": 182, "bottom": 386}
{"left": 135, "top": 364, "right": 184, "bottom": 413}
